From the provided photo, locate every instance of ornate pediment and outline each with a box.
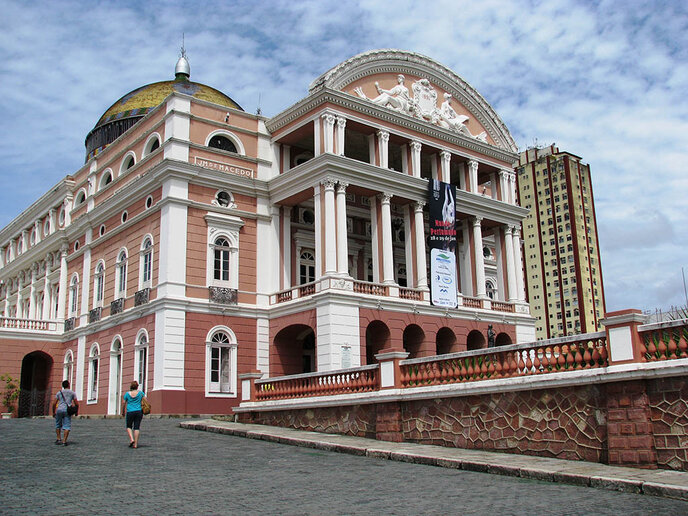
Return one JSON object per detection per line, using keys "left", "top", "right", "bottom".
{"left": 353, "top": 75, "right": 487, "bottom": 142}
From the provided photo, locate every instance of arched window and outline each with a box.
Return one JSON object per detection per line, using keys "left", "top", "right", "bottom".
{"left": 87, "top": 344, "right": 100, "bottom": 402}
{"left": 486, "top": 280, "right": 496, "bottom": 300}
{"left": 69, "top": 274, "right": 79, "bottom": 316}
{"left": 94, "top": 261, "right": 105, "bottom": 307}
{"left": 299, "top": 250, "right": 315, "bottom": 285}
{"left": 139, "top": 237, "right": 153, "bottom": 288}
{"left": 135, "top": 331, "right": 148, "bottom": 393}
{"left": 115, "top": 250, "right": 127, "bottom": 299}
{"left": 213, "top": 237, "right": 230, "bottom": 282}
{"left": 143, "top": 134, "right": 161, "bottom": 157}
{"left": 75, "top": 190, "right": 86, "bottom": 206}
{"left": 206, "top": 327, "right": 238, "bottom": 396}
{"left": 120, "top": 153, "right": 136, "bottom": 175}
{"left": 99, "top": 170, "right": 113, "bottom": 190}
{"left": 208, "top": 135, "right": 237, "bottom": 153}
{"left": 63, "top": 351, "right": 74, "bottom": 385}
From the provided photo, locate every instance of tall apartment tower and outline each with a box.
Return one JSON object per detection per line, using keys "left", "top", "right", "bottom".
{"left": 516, "top": 145, "right": 605, "bottom": 339}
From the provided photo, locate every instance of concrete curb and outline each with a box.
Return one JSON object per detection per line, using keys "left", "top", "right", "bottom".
{"left": 180, "top": 419, "right": 688, "bottom": 501}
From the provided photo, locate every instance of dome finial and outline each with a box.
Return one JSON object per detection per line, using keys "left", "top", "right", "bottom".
{"left": 175, "top": 33, "right": 190, "bottom": 79}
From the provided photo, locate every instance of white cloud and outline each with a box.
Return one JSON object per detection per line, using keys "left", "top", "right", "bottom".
{"left": 0, "top": 0, "right": 687, "bottom": 314}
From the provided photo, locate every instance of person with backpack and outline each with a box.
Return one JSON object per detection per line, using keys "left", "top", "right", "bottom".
{"left": 121, "top": 381, "right": 149, "bottom": 448}
{"left": 53, "top": 380, "right": 78, "bottom": 446}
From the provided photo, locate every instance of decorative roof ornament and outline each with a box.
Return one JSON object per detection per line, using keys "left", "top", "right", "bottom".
{"left": 175, "top": 35, "right": 190, "bottom": 79}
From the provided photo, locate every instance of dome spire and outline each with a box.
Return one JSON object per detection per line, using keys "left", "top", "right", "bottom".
{"left": 175, "top": 34, "right": 190, "bottom": 80}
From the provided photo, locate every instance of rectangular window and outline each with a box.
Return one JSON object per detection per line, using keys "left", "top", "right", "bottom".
{"left": 210, "top": 346, "right": 231, "bottom": 393}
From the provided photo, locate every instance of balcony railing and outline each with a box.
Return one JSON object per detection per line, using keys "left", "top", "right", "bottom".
{"left": 209, "top": 286, "right": 238, "bottom": 305}
{"left": 110, "top": 298, "right": 124, "bottom": 315}
{"left": 0, "top": 317, "right": 58, "bottom": 332}
{"left": 134, "top": 288, "right": 150, "bottom": 306}
{"left": 255, "top": 365, "right": 379, "bottom": 401}
{"left": 639, "top": 320, "right": 688, "bottom": 361}
{"left": 352, "top": 280, "right": 388, "bottom": 296}
{"left": 88, "top": 307, "right": 102, "bottom": 323}
{"left": 400, "top": 332, "right": 608, "bottom": 387}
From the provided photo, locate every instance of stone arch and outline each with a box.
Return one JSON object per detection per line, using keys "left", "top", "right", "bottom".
{"left": 495, "top": 332, "right": 513, "bottom": 346}
{"left": 435, "top": 327, "right": 457, "bottom": 355}
{"left": 273, "top": 324, "right": 316, "bottom": 376}
{"left": 365, "top": 320, "right": 390, "bottom": 365}
{"left": 403, "top": 324, "right": 425, "bottom": 359}
{"left": 18, "top": 351, "right": 53, "bottom": 418}
{"left": 466, "top": 329, "right": 485, "bottom": 351}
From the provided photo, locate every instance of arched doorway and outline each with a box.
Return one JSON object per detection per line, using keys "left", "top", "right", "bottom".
{"left": 436, "top": 327, "right": 457, "bottom": 355}
{"left": 403, "top": 324, "right": 425, "bottom": 359}
{"left": 466, "top": 330, "right": 485, "bottom": 351}
{"left": 108, "top": 338, "right": 123, "bottom": 415}
{"left": 18, "top": 352, "right": 53, "bottom": 417}
{"left": 273, "top": 325, "right": 316, "bottom": 376}
{"left": 496, "top": 333, "right": 513, "bottom": 346}
{"left": 365, "top": 321, "right": 390, "bottom": 364}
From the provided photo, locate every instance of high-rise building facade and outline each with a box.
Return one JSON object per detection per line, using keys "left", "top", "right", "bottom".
{"left": 516, "top": 145, "right": 605, "bottom": 339}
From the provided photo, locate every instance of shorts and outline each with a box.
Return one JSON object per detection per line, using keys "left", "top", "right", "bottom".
{"left": 55, "top": 411, "right": 71, "bottom": 430}
{"left": 126, "top": 410, "right": 143, "bottom": 430}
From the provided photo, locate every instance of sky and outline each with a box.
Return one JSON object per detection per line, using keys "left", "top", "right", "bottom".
{"left": 1, "top": 0, "right": 687, "bottom": 314}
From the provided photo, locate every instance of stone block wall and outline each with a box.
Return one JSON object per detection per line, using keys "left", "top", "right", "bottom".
{"left": 238, "top": 377, "right": 688, "bottom": 471}
{"left": 402, "top": 386, "right": 606, "bottom": 463}
{"left": 648, "top": 377, "right": 688, "bottom": 470}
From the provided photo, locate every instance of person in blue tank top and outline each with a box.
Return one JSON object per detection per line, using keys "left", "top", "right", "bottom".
{"left": 121, "top": 381, "right": 149, "bottom": 448}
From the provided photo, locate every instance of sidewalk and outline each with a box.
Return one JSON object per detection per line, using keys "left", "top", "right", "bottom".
{"left": 181, "top": 419, "right": 688, "bottom": 501}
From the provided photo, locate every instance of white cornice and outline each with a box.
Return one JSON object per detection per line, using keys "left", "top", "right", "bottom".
{"left": 268, "top": 89, "right": 517, "bottom": 164}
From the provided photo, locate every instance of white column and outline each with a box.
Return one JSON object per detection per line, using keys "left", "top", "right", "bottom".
{"left": 499, "top": 170, "right": 510, "bottom": 202}
{"left": 504, "top": 225, "right": 517, "bottom": 302}
{"left": 336, "top": 182, "right": 349, "bottom": 276}
{"left": 472, "top": 217, "right": 487, "bottom": 298}
{"left": 336, "top": 116, "right": 346, "bottom": 156}
{"left": 323, "top": 179, "right": 337, "bottom": 274}
{"left": 281, "top": 144, "right": 291, "bottom": 173}
{"left": 16, "top": 278, "right": 23, "bottom": 318}
{"left": 48, "top": 209, "right": 56, "bottom": 235}
{"left": 313, "top": 184, "right": 322, "bottom": 278}
{"left": 321, "top": 114, "right": 336, "bottom": 154}
{"left": 57, "top": 246, "right": 68, "bottom": 320}
{"left": 377, "top": 130, "right": 389, "bottom": 169}
{"left": 34, "top": 221, "right": 42, "bottom": 244}
{"left": 379, "top": 193, "right": 395, "bottom": 284}
{"left": 42, "top": 265, "right": 51, "bottom": 320}
{"left": 282, "top": 207, "right": 292, "bottom": 288}
{"left": 414, "top": 202, "right": 428, "bottom": 288}
{"left": 369, "top": 196, "right": 379, "bottom": 283}
{"left": 410, "top": 141, "right": 422, "bottom": 178}
{"left": 158, "top": 177, "right": 188, "bottom": 298}
{"left": 513, "top": 227, "right": 526, "bottom": 301}
{"left": 28, "top": 265, "right": 37, "bottom": 319}
{"left": 468, "top": 160, "right": 479, "bottom": 193}
{"left": 63, "top": 197, "right": 73, "bottom": 227}
{"left": 510, "top": 172, "right": 517, "bottom": 205}
{"left": 440, "top": 151, "right": 451, "bottom": 183}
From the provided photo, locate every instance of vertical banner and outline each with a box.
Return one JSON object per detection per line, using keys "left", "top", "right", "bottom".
{"left": 428, "top": 180, "right": 458, "bottom": 308}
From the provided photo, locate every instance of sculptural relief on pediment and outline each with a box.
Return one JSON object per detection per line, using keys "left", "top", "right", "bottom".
{"left": 353, "top": 74, "right": 487, "bottom": 142}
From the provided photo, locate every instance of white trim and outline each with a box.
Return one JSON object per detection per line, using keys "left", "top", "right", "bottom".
{"left": 205, "top": 214, "right": 244, "bottom": 289}
{"left": 134, "top": 329, "right": 149, "bottom": 394}
{"left": 138, "top": 234, "right": 154, "bottom": 290}
{"left": 98, "top": 168, "right": 114, "bottom": 191}
{"left": 107, "top": 336, "right": 123, "bottom": 415}
{"left": 205, "top": 129, "right": 246, "bottom": 155}
{"left": 87, "top": 342, "right": 100, "bottom": 404}
{"left": 119, "top": 151, "right": 137, "bottom": 177}
{"left": 205, "top": 325, "right": 238, "bottom": 398}
{"left": 115, "top": 248, "right": 128, "bottom": 299}
{"left": 92, "top": 259, "right": 105, "bottom": 308}
{"left": 143, "top": 132, "right": 162, "bottom": 157}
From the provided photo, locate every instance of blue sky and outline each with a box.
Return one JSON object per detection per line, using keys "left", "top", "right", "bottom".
{"left": 1, "top": 0, "right": 687, "bottom": 313}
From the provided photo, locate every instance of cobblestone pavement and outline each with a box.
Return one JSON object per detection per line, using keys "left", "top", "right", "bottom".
{"left": 2, "top": 417, "right": 688, "bottom": 515}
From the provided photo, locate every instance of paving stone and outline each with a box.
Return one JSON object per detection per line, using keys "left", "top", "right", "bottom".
{"left": 2, "top": 417, "right": 688, "bottom": 515}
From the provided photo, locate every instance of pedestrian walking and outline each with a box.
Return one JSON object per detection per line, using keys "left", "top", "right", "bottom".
{"left": 53, "top": 380, "right": 78, "bottom": 446}
{"left": 121, "top": 381, "right": 148, "bottom": 448}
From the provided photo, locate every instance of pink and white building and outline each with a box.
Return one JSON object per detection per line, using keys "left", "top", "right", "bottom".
{"left": 0, "top": 49, "right": 535, "bottom": 417}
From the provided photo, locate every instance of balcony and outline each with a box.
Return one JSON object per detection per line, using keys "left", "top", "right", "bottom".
{"left": 209, "top": 286, "right": 238, "bottom": 305}
{"left": 110, "top": 298, "right": 124, "bottom": 315}
{"left": 0, "top": 317, "right": 59, "bottom": 332}
{"left": 134, "top": 288, "right": 150, "bottom": 306}
{"left": 64, "top": 317, "right": 75, "bottom": 332}
{"left": 88, "top": 307, "right": 102, "bottom": 324}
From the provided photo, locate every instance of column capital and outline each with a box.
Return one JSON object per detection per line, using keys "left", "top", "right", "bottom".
{"left": 413, "top": 201, "right": 426, "bottom": 212}
{"left": 321, "top": 178, "right": 336, "bottom": 190}
{"left": 321, "top": 113, "right": 336, "bottom": 126}
{"left": 60, "top": 244, "right": 69, "bottom": 256}
{"left": 512, "top": 226, "right": 521, "bottom": 238}
{"left": 377, "top": 193, "right": 392, "bottom": 205}
{"left": 505, "top": 224, "right": 514, "bottom": 235}
{"left": 440, "top": 150, "right": 451, "bottom": 161}
{"left": 467, "top": 160, "right": 479, "bottom": 172}
{"left": 336, "top": 116, "right": 347, "bottom": 128}
{"left": 336, "top": 182, "right": 349, "bottom": 194}
{"left": 376, "top": 129, "right": 390, "bottom": 142}
{"left": 472, "top": 216, "right": 483, "bottom": 226}
{"left": 410, "top": 140, "right": 422, "bottom": 152}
